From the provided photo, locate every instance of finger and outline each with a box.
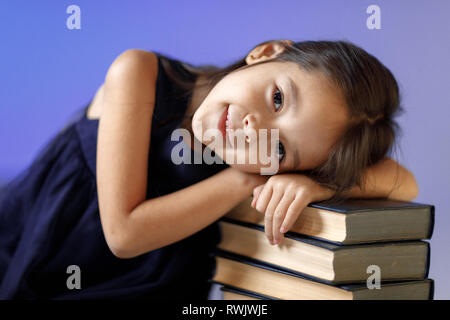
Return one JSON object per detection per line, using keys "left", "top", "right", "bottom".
{"left": 254, "top": 183, "right": 272, "bottom": 215}
{"left": 264, "top": 187, "right": 284, "bottom": 245}
{"left": 280, "top": 195, "right": 307, "bottom": 234}
{"left": 272, "top": 192, "right": 295, "bottom": 244}
{"left": 251, "top": 184, "right": 265, "bottom": 208}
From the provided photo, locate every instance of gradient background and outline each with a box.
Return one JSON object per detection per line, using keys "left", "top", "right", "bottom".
{"left": 0, "top": 0, "right": 448, "bottom": 299}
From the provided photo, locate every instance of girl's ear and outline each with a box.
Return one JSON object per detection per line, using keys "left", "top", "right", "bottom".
{"left": 245, "top": 39, "right": 294, "bottom": 65}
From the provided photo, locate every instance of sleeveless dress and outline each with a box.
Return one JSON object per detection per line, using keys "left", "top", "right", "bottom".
{"left": 0, "top": 52, "right": 230, "bottom": 299}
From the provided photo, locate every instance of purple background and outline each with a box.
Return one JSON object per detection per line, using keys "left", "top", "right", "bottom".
{"left": 0, "top": 0, "right": 449, "bottom": 299}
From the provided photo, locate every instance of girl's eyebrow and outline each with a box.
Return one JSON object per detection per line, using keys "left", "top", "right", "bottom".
{"left": 286, "top": 76, "right": 301, "bottom": 170}
{"left": 287, "top": 75, "right": 300, "bottom": 110}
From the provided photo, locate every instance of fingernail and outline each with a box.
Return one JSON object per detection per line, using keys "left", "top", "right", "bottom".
{"left": 280, "top": 226, "right": 287, "bottom": 233}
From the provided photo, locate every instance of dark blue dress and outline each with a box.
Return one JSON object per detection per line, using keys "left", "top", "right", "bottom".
{"left": 0, "top": 52, "right": 229, "bottom": 299}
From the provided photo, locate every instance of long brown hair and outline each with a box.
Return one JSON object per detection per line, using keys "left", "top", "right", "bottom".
{"left": 156, "top": 39, "right": 404, "bottom": 203}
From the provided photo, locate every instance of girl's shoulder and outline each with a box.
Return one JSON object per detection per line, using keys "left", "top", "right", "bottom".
{"left": 86, "top": 49, "right": 159, "bottom": 121}
{"left": 107, "top": 49, "right": 159, "bottom": 83}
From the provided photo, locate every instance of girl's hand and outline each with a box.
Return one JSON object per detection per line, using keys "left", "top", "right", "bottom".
{"left": 251, "top": 173, "right": 336, "bottom": 245}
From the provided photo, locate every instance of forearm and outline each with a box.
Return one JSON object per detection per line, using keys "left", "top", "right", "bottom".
{"left": 342, "top": 157, "right": 419, "bottom": 201}
{"left": 116, "top": 167, "right": 260, "bottom": 258}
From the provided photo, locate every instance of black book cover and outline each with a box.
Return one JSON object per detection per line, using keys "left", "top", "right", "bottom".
{"left": 309, "top": 198, "right": 435, "bottom": 240}
{"left": 219, "top": 284, "right": 278, "bottom": 300}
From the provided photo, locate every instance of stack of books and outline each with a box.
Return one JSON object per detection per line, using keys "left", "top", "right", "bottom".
{"left": 211, "top": 197, "right": 435, "bottom": 300}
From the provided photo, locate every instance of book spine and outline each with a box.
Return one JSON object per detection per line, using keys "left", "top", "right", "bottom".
{"left": 428, "top": 205, "right": 435, "bottom": 239}
{"left": 429, "top": 279, "right": 435, "bottom": 300}
{"left": 424, "top": 241, "right": 431, "bottom": 279}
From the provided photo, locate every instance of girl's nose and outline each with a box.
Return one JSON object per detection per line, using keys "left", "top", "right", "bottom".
{"left": 243, "top": 114, "right": 258, "bottom": 144}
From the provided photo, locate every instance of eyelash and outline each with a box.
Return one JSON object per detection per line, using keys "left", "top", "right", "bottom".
{"left": 273, "top": 87, "right": 286, "bottom": 163}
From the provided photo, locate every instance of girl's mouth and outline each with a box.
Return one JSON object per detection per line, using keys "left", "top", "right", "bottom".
{"left": 218, "top": 105, "right": 230, "bottom": 144}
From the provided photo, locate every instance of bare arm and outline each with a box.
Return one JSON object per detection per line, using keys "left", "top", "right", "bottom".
{"left": 97, "top": 49, "right": 157, "bottom": 258}
{"left": 97, "top": 49, "right": 267, "bottom": 259}
{"left": 125, "top": 167, "right": 265, "bottom": 258}
{"left": 342, "top": 157, "right": 419, "bottom": 201}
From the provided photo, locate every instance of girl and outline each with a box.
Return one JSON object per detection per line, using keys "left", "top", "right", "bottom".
{"left": 0, "top": 39, "right": 418, "bottom": 300}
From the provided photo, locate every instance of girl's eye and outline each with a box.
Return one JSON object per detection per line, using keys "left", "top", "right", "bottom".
{"left": 273, "top": 88, "right": 283, "bottom": 111}
{"left": 273, "top": 87, "right": 285, "bottom": 163}
{"left": 276, "top": 140, "right": 286, "bottom": 163}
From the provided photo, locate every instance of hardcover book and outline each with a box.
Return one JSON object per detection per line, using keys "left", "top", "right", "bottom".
{"left": 222, "top": 197, "right": 434, "bottom": 244}
{"left": 211, "top": 250, "right": 434, "bottom": 300}
{"left": 217, "top": 220, "right": 430, "bottom": 284}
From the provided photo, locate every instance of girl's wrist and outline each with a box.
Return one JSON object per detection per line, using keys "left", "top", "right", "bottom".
{"left": 309, "top": 183, "right": 336, "bottom": 203}
{"left": 227, "top": 167, "right": 268, "bottom": 190}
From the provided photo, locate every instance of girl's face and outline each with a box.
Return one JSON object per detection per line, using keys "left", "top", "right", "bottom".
{"left": 191, "top": 59, "right": 350, "bottom": 174}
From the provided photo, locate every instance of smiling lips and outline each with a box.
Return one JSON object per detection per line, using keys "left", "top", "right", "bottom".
{"left": 218, "top": 105, "right": 233, "bottom": 145}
